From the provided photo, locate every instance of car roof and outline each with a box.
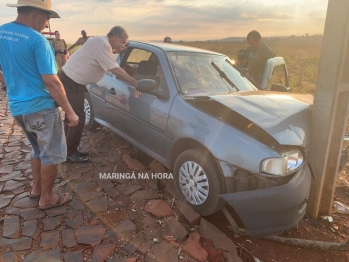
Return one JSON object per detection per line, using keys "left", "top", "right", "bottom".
{"left": 130, "top": 41, "right": 224, "bottom": 56}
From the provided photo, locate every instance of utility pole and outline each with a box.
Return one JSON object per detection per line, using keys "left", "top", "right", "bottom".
{"left": 307, "top": 0, "right": 349, "bottom": 218}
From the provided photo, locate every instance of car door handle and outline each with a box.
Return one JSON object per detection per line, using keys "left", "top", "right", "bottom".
{"left": 108, "top": 88, "right": 116, "bottom": 95}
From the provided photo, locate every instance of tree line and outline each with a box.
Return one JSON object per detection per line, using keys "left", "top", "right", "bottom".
{"left": 263, "top": 34, "right": 323, "bottom": 46}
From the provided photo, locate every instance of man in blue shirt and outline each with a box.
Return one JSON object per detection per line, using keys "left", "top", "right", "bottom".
{"left": 0, "top": 0, "right": 78, "bottom": 210}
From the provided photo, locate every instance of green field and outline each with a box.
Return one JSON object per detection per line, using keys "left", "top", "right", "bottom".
{"left": 177, "top": 42, "right": 321, "bottom": 94}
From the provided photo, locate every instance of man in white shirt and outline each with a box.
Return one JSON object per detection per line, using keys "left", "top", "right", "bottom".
{"left": 59, "top": 26, "right": 138, "bottom": 162}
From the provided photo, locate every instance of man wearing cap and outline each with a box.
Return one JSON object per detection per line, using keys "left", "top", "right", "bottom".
{"left": 67, "top": 30, "right": 90, "bottom": 52}
{"left": 246, "top": 30, "right": 275, "bottom": 85}
{"left": 0, "top": 0, "right": 78, "bottom": 209}
{"left": 60, "top": 26, "right": 139, "bottom": 163}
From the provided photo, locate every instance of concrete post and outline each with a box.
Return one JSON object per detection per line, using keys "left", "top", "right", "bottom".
{"left": 307, "top": 0, "right": 349, "bottom": 218}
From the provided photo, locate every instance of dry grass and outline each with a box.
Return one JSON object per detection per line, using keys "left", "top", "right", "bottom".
{"left": 177, "top": 42, "right": 321, "bottom": 94}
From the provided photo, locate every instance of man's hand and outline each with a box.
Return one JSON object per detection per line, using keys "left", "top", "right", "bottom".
{"left": 66, "top": 111, "right": 79, "bottom": 126}
{"left": 134, "top": 90, "right": 141, "bottom": 98}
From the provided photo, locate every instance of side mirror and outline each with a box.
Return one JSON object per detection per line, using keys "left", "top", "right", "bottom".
{"left": 136, "top": 79, "right": 158, "bottom": 93}
{"left": 270, "top": 84, "right": 291, "bottom": 92}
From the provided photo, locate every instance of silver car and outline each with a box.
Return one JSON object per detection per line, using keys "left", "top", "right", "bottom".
{"left": 84, "top": 42, "right": 311, "bottom": 237}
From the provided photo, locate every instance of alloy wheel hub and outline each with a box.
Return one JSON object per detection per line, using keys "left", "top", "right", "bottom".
{"left": 179, "top": 161, "right": 209, "bottom": 205}
{"left": 84, "top": 99, "right": 91, "bottom": 125}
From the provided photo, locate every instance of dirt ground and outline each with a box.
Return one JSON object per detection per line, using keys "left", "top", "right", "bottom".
{"left": 206, "top": 166, "right": 349, "bottom": 262}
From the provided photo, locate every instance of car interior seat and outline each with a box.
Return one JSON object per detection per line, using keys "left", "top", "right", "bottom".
{"left": 134, "top": 60, "right": 160, "bottom": 86}
{"left": 137, "top": 60, "right": 158, "bottom": 75}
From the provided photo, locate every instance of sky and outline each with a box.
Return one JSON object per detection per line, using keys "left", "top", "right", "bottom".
{"left": 0, "top": 0, "right": 329, "bottom": 43}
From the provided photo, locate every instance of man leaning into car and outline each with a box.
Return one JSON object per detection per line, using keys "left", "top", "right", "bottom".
{"left": 59, "top": 26, "right": 139, "bottom": 163}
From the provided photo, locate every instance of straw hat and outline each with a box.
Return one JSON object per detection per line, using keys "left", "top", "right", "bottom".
{"left": 7, "top": 0, "right": 60, "bottom": 18}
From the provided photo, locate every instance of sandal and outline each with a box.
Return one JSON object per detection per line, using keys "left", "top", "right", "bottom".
{"left": 29, "top": 192, "right": 41, "bottom": 198}
{"left": 39, "top": 193, "right": 72, "bottom": 210}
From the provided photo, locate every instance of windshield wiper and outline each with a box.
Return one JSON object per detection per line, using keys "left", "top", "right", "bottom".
{"left": 211, "top": 62, "right": 239, "bottom": 92}
{"left": 225, "top": 59, "right": 263, "bottom": 90}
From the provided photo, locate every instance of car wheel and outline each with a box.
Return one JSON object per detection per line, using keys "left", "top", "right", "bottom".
{"left": 84, "top": 92, "right": 99, "bottom": 130}
{"left": 173, "top": 148, "right": 225, "bottom": 216}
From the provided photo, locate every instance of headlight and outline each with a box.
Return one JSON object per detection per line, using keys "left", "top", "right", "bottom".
{"left": 260, "top": 149, "right": 303, "bottom": 176}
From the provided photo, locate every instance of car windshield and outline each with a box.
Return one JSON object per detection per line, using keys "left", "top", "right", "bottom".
{"left": 167, "top": 52, "right": 257, "bottom": 96}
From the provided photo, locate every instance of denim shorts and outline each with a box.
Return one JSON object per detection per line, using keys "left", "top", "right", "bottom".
{"left": 14, "top": 106, "right": 67, "bottom": 165}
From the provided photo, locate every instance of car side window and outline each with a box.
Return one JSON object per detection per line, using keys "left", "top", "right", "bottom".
{"left": 269, "top": 65, "right": 287, "bottom": 90}
{"left": 127, "top": 49, "right": 152, "bottom": 64}
{"left": 123, "top": 48, "right": 169, "bottom": 92}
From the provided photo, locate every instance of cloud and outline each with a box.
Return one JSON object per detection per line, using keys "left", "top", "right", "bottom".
{"left": 0, "top": 0, "right": 328, "bottom": 42}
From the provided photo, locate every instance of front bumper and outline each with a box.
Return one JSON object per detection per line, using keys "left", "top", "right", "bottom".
{"left": 220, "top": 164, "right": 311, "bottom": 238}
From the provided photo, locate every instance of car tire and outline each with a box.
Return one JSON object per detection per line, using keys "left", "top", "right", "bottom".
{"left": 84, "top": 92, "right": 99, "bottom": 130}
{"left": 173, "top": 148, "right": 225, "bottom": 216}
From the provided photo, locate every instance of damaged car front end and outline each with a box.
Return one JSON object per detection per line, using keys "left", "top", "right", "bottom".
{"left": 209, "top": 93, "right": 313, "bottom": 237}
{"left": 174, "top": 92, "right": 313, "bottom": 237}
{"left": 167, "top": 51, "right": 313, "bottom": 238}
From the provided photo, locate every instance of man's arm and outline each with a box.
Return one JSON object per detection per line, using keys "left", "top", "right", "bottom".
{"left": 0, "top": 71, "right": 3, "bottom": 83}
{"left": 41, "top": 74, "right": 79, "bottom": 126}
{"left": 109, "top": 67, "right": 140, "bottom": 98}
{"left": 67, "top": 38, "right": 81, "bottom": 51}
{"left": 109, "top": 67, "right": 138, "bottom": 87}
{"left": 0, "top": 70, "right": 5, "bottom": 89}
{"left": 67, "top": 43, "right": 77, "bottom": 51}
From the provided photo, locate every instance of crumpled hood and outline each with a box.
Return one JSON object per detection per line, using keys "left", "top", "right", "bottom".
{"left": 210, "top": 91, "right": 313, "bottom": 147}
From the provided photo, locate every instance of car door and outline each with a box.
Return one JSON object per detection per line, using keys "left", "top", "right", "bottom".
{"left": 103, "top": 45, "right": 173, "bottom": 159}
{"left": 102, "top": 48, "right": 152, "bottom": 138}
{"left": 88, "top": 73, "right": 112, "bottom": 121}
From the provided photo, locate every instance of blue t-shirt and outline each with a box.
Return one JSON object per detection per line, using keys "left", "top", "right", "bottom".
{"left": 0, "top": 22, "right": 57, "bottom": 116}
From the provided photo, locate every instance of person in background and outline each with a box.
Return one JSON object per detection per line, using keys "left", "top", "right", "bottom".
{"left": 246, "top": 30, "right": 275, "bottom": 85}
{"left": 60, "top": 26, "right": 139, "bottom": 163}
{"left": 0, "top": 0, "right": 78, "bottom": 210}
{"left": 164, "top": 36, "right": 172, "bottom": 43}
{"left": 67, "top": 30, "right": 90, "bottom": 52}
{"left": 51, "top": 30, "right": 67, "bottom": 72}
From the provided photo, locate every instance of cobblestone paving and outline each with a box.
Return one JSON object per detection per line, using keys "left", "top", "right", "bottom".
{"left": 0, "top": 91, "right": 241, "bottom": 262}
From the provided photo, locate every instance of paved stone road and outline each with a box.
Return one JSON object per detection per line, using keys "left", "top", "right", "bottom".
{"left": 0, "top": 90, "right": 242, "bottom": 262}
